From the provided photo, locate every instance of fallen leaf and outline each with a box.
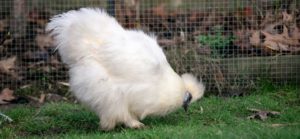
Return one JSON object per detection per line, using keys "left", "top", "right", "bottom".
{"left": 264, "top": 23, "right": 284, "bottom": 34}
{"left": 249, "top": 17, "right": 300, "bottom": 54}
{"left": 35, "top": 34, "right": 54, "bottom": 50}
{"left": 151, "top": 3, "right": 167, "bottom": 18}
{"left": 270, "top": 123, "right": 300, "bottom": 127}
{"left": 50, "top": 56, "right": 61, "bottom": 67}
{"left": 290, "top": 25, "right": 300, "bottom": 41}
{"left": 0, "top": 88, "right": 16, "bottom": 105}
{"left": 249, "top": 31, "right": 262, "bottom": 47}
{"left": 277, "top": 43, "right": 289, "bottom": 51}
{"left": 0, "top": 56, "right": 21, "bottom": 80}
{"left": 262, "top": 26, "right": 299, "bottom": 46}
{"left": 282, "top": 11, "right": 293, "bottom": 23}
{"left": 0, "top": 56, "right": 17, "bottom": 75}
{"left": 39, "top": 93, "right": 46, "bottom": 103}
{"left": 264, "top": 40, "right": 279, "bottom": 51}
{"left": 247, "top": 108, "right": 280, "bottom": 121}
{"left": 260, "top": 11, "right": 276, "bottom": 28}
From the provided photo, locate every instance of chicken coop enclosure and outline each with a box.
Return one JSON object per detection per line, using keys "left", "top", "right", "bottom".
{"left": 0, "top": 0, "right": 299, "bottom": 96}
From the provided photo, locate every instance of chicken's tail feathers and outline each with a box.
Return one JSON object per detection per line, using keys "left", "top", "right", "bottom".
{"left": 46, "top": 8, "right": 125, "bottom": 64}
{"left": 181, "top": 73, "right": 205, "bottom": 102}
{"left": 46, "top": 8, "right": 124, "bottom": 35}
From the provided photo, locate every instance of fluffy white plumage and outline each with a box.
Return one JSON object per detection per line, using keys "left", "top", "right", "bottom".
{"left": 46, "top": 8, "right": 205, "bottom": 130}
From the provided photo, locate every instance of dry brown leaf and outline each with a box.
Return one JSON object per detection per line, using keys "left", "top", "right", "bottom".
{"left": 39, "top": 93, "right": 46, "bottom": 103}
{"left": 0, "top": 88, "right": 16, "bottom": 105}
{"left": 50, "top": 56, "right": 61, "bottom": 67}
{"left": 277, "top": 43, "right": 289, "bottom": 51}
{"left": 289, "top": 47, "right": 300, "bottom": 52}
{"left": 282, "top": 11, "right": 293, "bottom": 23}
{"left": 290, "top": 25, "right": 300, "bottom": 41}
{"left": 151, "top": 3, "right": 167, "bottom": 18}
{"left": 264, "top": 23, "right": 283, "bottom": 34}
{"left": 247, "top": 108, "right": 280, "bottom": 121}
{"left": 0, "top": 56, "right": 20, "bottom": 80}
{"left": 189, "top": 12, "right": 199, "bottom": 22}
{"left": 262, "top": 26, "right": 299, "bottom": 46}
{"left": 281, "top": 25, "right": 298, "bottom": 44}
{"left": 259, "top": 25, "right": 300, "bottom": 53}
{"left": 35, "top": 34, "right": 54, "bottom": 50}
{"left": 260, "top": 11, "right": 276, "bottom": 28}
{"left": 0, "top": 56, "right": 17, "bottom": 74}
{"left": 249, "top": 31, "right": 262, "bottom": 46}
{"left": 264, "top": 40, "right": 279, "bottom": 51}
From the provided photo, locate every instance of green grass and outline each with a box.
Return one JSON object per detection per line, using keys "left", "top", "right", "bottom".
{"left": 1, "top": 83, "right": 300, "bottom": 139}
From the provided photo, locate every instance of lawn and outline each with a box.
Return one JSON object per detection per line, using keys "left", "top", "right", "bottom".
{"left": 1, "top": 82, "right": 300, "bottom": 139}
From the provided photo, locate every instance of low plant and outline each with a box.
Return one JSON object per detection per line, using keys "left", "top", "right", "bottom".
{"left": 197, "top": 26, "right": 236, "bottom": 58}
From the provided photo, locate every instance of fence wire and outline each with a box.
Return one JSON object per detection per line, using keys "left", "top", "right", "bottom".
{"left": 0, "top": 0, "right": 299, "bottom": 95}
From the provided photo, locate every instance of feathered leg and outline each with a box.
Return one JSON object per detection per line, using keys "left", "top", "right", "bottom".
{"left": 124, "top": 115, "right": 145, "bottom": 129}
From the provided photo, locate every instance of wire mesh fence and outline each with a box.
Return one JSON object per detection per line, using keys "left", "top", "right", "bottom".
{"left": 0, "top": 0, "right": 299, "bottom": 96}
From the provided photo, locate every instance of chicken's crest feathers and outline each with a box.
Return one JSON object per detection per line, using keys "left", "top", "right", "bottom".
{"left": 181, "top": 73, "right": 205, "bottom": 102}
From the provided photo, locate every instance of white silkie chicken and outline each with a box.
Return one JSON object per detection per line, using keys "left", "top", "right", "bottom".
{"left": 46, "top": 8, "right": 205, "bottom": 130}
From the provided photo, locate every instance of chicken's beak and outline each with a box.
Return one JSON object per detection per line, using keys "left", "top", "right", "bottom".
{"left": 183, "top": 92, "right": 192, "bottom": 112}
